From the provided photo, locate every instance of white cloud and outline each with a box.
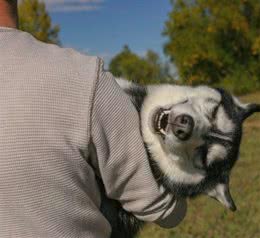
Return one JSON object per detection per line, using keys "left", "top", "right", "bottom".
{"left": 39, "top": 0, "right": 104, "bottom": 13}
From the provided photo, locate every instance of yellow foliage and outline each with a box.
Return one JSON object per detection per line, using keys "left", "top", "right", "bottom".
{"left": 231, "top": 19, "right": 249, "bottom": 32}
{"left": 18, "top": 0, "right": 60, "bottom": 44}
{"left": 252, "top": 37, "right": 260, "bottom": 55}
{"left": 188, "top": 75, "right": 199, "bottom": 84}
{"left": 207, "top": 26, "right": 215, "bottom": 33}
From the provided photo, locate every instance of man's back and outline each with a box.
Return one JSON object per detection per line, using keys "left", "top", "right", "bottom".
{"left": 0, "top": 27, "right": 111, "bottom": 237}
{"left": 0, "top": 26, "right": 187, "bottom": 238}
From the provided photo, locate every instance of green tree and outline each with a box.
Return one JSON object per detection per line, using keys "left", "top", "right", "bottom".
{"left": 18, "top": 0, "right": 60, "bottom": 44}
{"left": 163, "top": 0, "right": 260, "bottom": 93}
{"left": 109, "top": 46, "right": 174, "bottom": 85}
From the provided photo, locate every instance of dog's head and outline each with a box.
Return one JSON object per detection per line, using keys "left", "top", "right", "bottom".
{"left": 141, "top": 85, "right": 260, "bottom": 211}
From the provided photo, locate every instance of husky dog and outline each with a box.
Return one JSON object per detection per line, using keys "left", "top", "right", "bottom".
{"left": 96, "top": 79, "right": 260, "bottom": 238}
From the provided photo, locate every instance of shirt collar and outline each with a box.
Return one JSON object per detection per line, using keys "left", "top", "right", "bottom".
{"left": 0, "top": 26, "right": 19, "bottom": 32}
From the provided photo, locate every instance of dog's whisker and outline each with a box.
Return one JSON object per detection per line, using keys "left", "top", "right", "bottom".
{"left": 168, "top": 123, "right": 187, "bottom": 129}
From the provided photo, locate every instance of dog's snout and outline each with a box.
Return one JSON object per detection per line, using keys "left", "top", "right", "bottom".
{"left": 171, "top": 114, "right": 194, "bottom": 141}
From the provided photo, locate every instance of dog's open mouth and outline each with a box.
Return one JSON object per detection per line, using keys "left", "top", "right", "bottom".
{"left": 153, "top": 108, "right": 170, "bottom": 135}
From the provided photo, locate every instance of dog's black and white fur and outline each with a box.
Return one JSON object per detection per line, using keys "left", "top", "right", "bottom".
{"left": 93, "top": 79, "right": 260, "bottom": 238}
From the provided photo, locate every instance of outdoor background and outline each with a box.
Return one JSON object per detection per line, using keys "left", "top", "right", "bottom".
{"left": 18, "top": 0, "right": 260, "bottom": 237}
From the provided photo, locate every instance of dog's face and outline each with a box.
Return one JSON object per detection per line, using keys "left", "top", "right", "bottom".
{"left": 141, "top": 85, "right": 260, "bottom": 211}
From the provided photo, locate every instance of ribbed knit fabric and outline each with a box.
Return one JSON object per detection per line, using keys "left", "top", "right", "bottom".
{"left": 0, "top": 28, "right": 186, "bottom": 238}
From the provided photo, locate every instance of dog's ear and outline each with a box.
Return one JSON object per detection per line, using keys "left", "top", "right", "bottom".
{"left": 233, "top": 96, "right": 260, "bottom": 121}
{"left": 240, "top": 103, "right": 260, "bottom": 121}
{"left": 206, "top": 183, "right": 237, "bottom": 211}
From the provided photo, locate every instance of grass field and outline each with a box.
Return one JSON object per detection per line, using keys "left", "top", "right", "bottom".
{"left": 138, "top": 92, "right": 260, "bottom": 238}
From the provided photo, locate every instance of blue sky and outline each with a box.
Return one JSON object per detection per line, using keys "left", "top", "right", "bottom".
{"left": 43, "top": 0, "right": 172, "bottom": 66}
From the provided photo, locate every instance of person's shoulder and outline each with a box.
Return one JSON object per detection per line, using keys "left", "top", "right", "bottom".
{"left": 15, "top": 29, "right": 100, "bottom": 67}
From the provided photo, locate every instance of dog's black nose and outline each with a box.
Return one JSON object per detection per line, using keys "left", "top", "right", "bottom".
{"left": 171, "top": 114, "right": 194, "bottom": 141}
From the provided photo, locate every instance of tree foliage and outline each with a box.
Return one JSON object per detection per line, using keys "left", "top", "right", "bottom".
{"left": 109, "top": 46, "right": 174, "bottom": 85}
{"left": 18, "top": 0, "right": 60, "bottom": 44}
{"left": 164, "top": 0, "right": 260, "bottom": 93}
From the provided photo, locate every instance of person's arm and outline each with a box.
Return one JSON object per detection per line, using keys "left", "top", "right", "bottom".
{"left": 90, "top": 65, "right": 187, "bottom": 228}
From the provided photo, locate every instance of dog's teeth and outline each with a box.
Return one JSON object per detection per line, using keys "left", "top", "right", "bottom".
{"left": 159, "top": 129, "right": 166, "bottom": 135}
{"left": 159, "top": 113, "right": 164, "bottom": 121}
{"left": 155, "top": 109, "right": 169, "bottom": 135}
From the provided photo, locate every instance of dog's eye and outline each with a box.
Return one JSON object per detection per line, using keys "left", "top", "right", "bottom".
{"left": 207, "top": 104, "right": 220, "bottom": 121}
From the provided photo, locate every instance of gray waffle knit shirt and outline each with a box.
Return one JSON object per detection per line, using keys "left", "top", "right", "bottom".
{"left": 0, "top": 27, "right": 187, "bottom": 238}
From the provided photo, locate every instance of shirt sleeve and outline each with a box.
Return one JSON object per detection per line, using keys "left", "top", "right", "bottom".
{"left": 90, "top": 64, "right": 187, "bottom": 228}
